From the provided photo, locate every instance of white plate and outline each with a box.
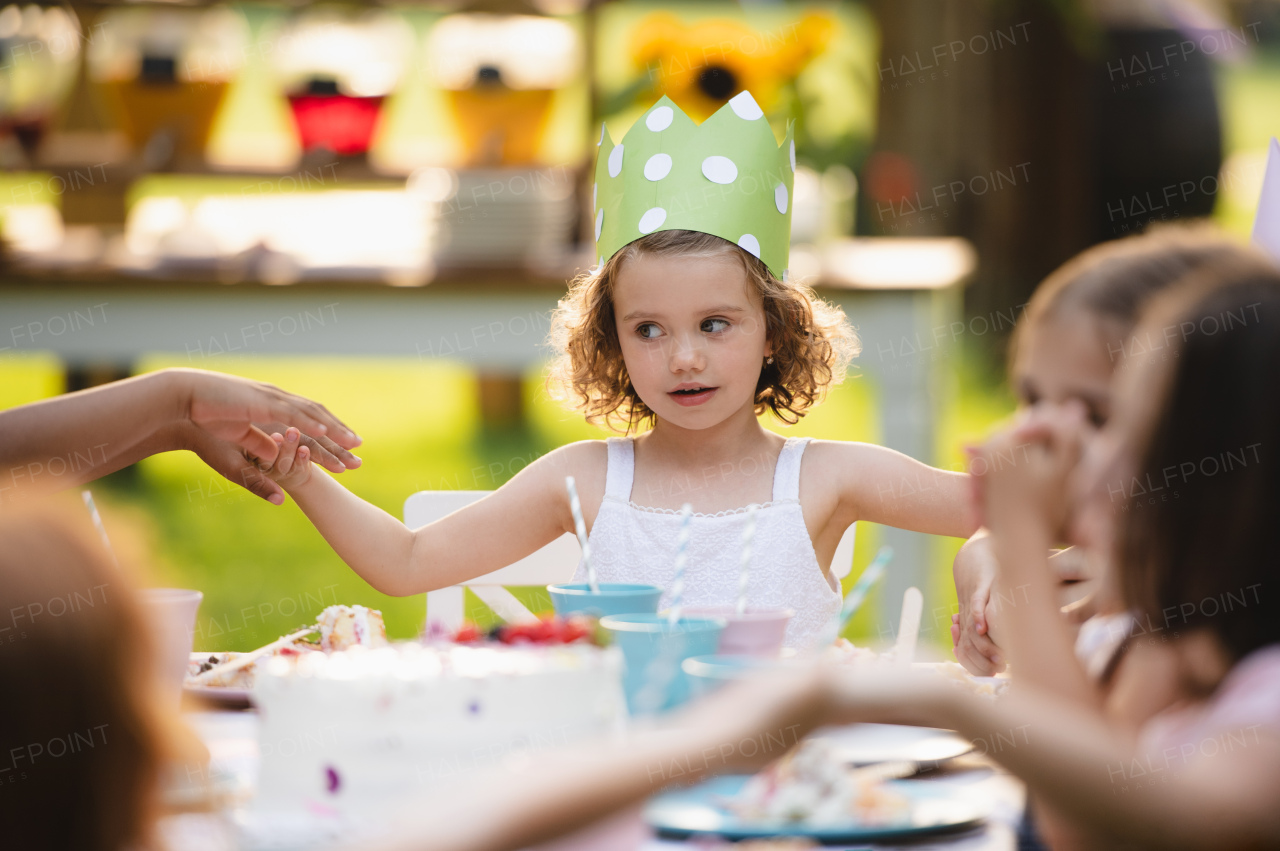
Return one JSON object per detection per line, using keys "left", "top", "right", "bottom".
{"left": 814, "top": 723, "right": 973, "bottom": 766}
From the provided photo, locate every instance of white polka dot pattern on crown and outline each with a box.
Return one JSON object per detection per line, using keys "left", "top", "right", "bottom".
{"left": 737, "top": 234, "right": 761, "bottom": 258}
{"left": 644, "top": 153, "right": 672, "bottom": 181}
{"left": 646, "top": 106, "right": 674, "bottom": 132}
{"left": 608, "top": 144, "right": 624, "bottom": 178}
{"left": 595, "top": 209, "right": 604, "bottom": 241}
{"left": 639, "top": 207, "right": 667, "bottom": 234}
{"left": 702, "top": 156, "right": 737, "bottom": 185}
{"left": 729, "top": 91, "right": 764, "bottom": 121}
{"left": 775, "top": 183, "right": 788, "bottom": 214}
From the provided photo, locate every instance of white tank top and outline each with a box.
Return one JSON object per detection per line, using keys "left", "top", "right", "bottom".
{"left": 572, "top": 436, "right": 841, "bottom": 650}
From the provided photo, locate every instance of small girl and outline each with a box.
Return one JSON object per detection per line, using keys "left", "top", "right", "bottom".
{"left": 835, "top": 255, "right": 1280, "bottom": 850}
{"left": 260, "top": 94, "right": 975, "bottom": 649}
{"left": 951, "top": 226, "right": 1245, "bottom": 674}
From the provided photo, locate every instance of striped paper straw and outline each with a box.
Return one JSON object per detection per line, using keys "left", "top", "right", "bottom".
{"left": 816, "top": 545, "right": 894, "bottom": 651}
{"left": 735, "top": 504, "right": 758, "bottom": 615}
{"left": 666, "top": 503, "right": 694, "bottom": 626}
{"left": 836, "top": 546, "right": 894, "bottom": 635}
{"left": 81, "top": 490, "right": 119, "bottom": 568}
{"left": 565, "top": 476, "right": 598, "bottom": 593}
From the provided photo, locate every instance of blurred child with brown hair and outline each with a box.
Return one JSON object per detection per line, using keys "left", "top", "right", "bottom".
{"left": 0, "top": 503, "right": 191, "bottom": 851}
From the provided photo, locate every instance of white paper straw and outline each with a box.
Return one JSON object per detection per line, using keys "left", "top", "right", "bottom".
{"left": 565, "top": 476, "right": 598, "bottom": 593}
{"left": 666, "top": 503, "right": 694, "bottom": 626}
{"left": 735, "top": 504, "right": 758, "bottom": 615}
{"left": 81, "top": 490, "right": 119, "bottom": 568}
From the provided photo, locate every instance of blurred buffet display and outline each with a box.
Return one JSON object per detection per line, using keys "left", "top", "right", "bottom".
{"left": 0, "top": 1, "right": 871, "bottom": 287}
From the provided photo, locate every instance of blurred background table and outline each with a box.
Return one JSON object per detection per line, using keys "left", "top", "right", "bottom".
{"left": 0, "top": 235, "right": 972, "bottom": 611}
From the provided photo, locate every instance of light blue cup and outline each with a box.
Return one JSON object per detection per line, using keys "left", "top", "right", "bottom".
{"left": 547, "top": 583, "right": 664, "bottom": 618}
{"left": 599, "top": 614, "right": 725, "bottom": 715}
{"left": 682, "top": 654, "right": 785, "bottom": 699}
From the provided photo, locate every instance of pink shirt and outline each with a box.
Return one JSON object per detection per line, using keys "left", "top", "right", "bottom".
{"left": 1137, "top": 644, "right": 1280, "bottom": 773}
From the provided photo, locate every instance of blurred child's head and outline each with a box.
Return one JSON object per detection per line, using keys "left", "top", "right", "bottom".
{"left": 550, "top": 229, "right": 858, "bottom": 432}
{"left": 0, "top": 504, "right": 178, "bottom": 851}
{"left": 1012, "top": 227, "right": 1244, "bottom": 427}
{"left": 1075, "top": 256, "right": 1280, "bottom": 663}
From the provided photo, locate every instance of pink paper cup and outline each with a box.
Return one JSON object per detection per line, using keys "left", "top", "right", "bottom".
{"left": 680, "top": 606, "right": 794, "bottom": 657}
{"left": 139, "top": 588, "right": 203, "bottom": 704}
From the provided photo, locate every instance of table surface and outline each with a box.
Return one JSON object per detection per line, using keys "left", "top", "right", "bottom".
{"left": 166, "top": 709, "right": 1024, "bottom": 851}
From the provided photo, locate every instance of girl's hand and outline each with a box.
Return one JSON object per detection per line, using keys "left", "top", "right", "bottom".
{"left": 970, "top": 402, "right": 1088, "bottom": 540}
{"left": 951, "top": 534, "right": 1005, "bottom": 675}
{"left": 258, "top": 427, "right": 315, "bottom": 494}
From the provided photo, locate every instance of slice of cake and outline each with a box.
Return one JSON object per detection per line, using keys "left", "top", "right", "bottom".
{"left": 316, "top": 604, "right": 387, "bottom": 652}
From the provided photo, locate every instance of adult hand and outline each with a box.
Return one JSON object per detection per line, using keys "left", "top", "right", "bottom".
{"left": 174, "top": 368, "right": 361, "bottom": 469}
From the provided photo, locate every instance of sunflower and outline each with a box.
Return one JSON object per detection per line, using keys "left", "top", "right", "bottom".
{"left": 628, "top": 10, "right": 834, "bottom": 121}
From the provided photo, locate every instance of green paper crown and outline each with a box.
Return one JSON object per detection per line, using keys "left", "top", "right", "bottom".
{"left": 593, "top": 92, "right": 795, "bottom": 279}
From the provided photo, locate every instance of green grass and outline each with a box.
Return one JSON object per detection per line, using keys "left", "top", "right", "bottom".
{"left": 1212, "top": 52, "right": 1280, "bottom": 237}
{"left": 0, "top": 350, "right": 1013, "bottom": 652}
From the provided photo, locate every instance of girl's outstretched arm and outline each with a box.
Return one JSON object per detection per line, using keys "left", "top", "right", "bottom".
{"left": 837, "top": 670, "right": 1280, "bottom": 850}
{"left": 263, "top": 429, "right": 605, "bottom": 596}
{"left": 365, "top": 667, "right": 833, "bottom": 851}
{"left": 805, "top": 440, "right": 977, "bottom": 561}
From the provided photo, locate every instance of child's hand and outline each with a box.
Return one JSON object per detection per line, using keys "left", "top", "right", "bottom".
{"left": 951, "top": 534, "right": 1005, "bottom": 675}
{"left": 259, "top": 426, "right": 315, "bottom": 493}
{"left": 970, "top": 402, "right": 1088, "bottom": 539}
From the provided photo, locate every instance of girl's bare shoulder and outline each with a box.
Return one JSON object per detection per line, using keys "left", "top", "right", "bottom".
{"left": 526, "top": 439, "right": 610, "bottom": 492}
{"left": 802, "top": 438, "right": 888, "bottom": 475}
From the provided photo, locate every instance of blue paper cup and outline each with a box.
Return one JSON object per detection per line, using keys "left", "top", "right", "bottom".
{"left": 547, "top": 582, "right": 664, "bottom": 618}
{"left": 682, "top": 654, "right": 785, "bottom": 699}
{"left": 599, "top": 614, "right": 725, "bottom": 715}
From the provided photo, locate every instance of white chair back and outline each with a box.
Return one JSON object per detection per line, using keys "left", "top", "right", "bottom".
{"left": 405, "top": 490, "right": 578, "bottom": 631}
{"left": 831, "top": 522, "right": 858, "bottom": 582}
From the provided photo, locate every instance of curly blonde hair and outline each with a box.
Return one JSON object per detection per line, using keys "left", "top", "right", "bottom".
{"left": 548, "top": 230, "right": 859, "bottom": 432}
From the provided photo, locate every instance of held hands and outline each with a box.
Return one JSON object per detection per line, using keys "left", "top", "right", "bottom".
{"left": 951, "top": 534, "right": 1005, "bottom": 675}
{"left": 176, "top": 367, "right": 360, "bottom": 465}
{"left": 181, "top": 421, "right": 350, "bottom": 505}
{"left": 257, "top": 426, "right": 317, "bottom": 493}
{"left": 170, "top": 369, "right": 360, "bottom": 504}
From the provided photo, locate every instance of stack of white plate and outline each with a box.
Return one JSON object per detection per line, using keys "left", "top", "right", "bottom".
{"left": 433, "top": 166, "right": 579, "bottom": 270}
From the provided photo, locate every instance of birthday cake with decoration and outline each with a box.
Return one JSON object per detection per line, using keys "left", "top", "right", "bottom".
{"left": 251, "top": 632, "right": 624, "bottom": 818}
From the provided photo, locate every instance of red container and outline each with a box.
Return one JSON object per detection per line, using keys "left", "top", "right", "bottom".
{"left": 286, "top": 93, "right": 385, "bottom": 155}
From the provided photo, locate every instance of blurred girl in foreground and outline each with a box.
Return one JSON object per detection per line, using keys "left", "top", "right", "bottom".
{"left": 951, "top": 227, "right": 1245, "bottom": 676}
{"left": 918, "top": 260, "right": 1280, "bottom": 848}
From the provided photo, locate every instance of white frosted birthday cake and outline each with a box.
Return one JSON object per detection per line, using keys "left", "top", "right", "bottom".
{"left": 251, "top": 641, "right": 625, "bottom": 817}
